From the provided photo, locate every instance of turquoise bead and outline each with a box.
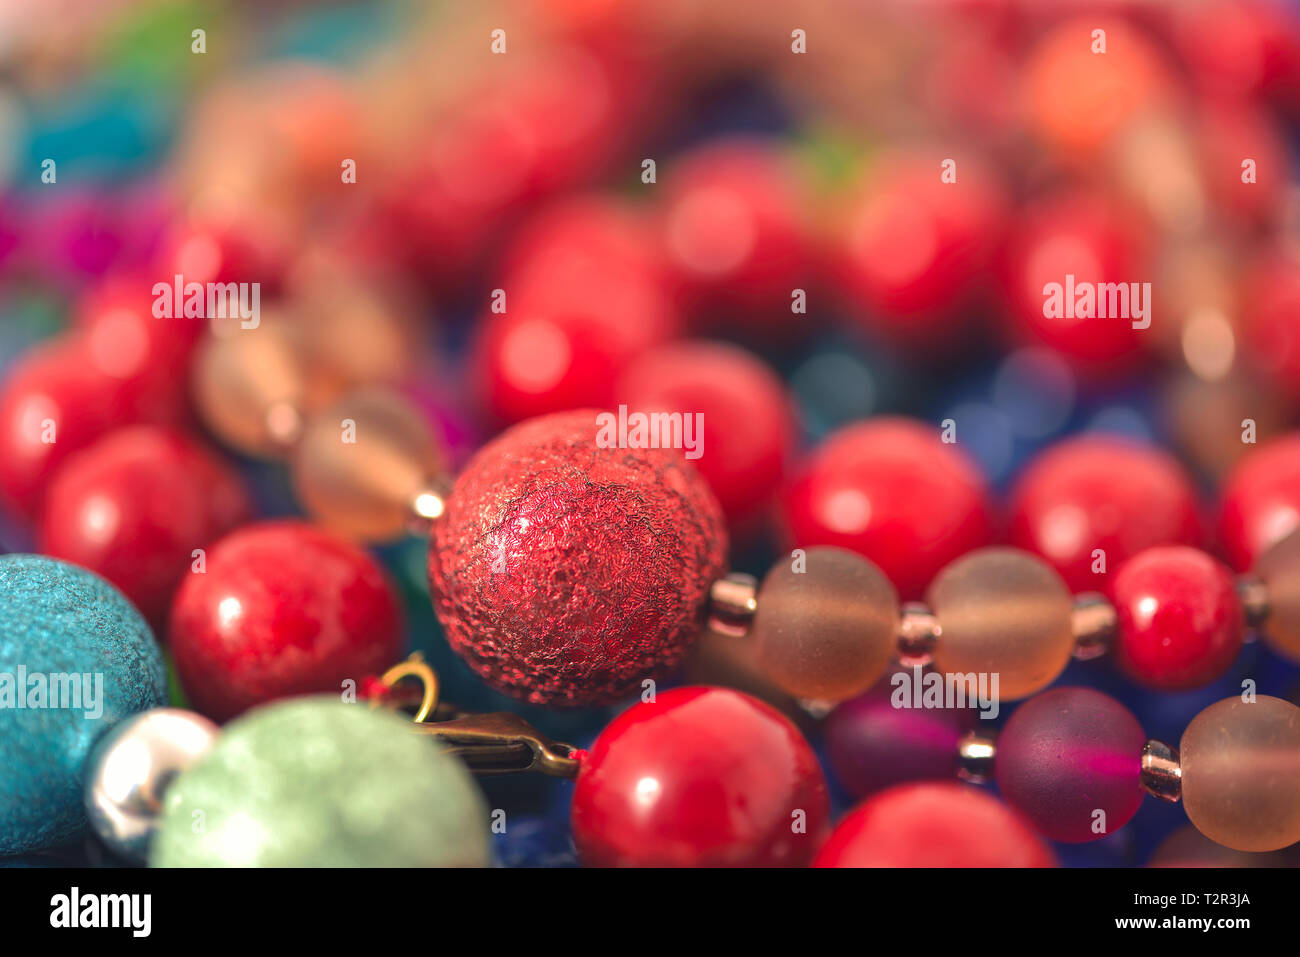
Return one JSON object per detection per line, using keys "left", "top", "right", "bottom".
{"left": 151, "top": 697, "right": 491, "bottom": 867}
{"left": 0, "top": 555, "right": 167, "bottom": 854}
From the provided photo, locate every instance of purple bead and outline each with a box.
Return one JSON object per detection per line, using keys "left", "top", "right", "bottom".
{"left": 825, "top": 686, "right": 970, "bottom": 798}
{"left": 995, "top": 687, "right": 1146, "bottom": 843}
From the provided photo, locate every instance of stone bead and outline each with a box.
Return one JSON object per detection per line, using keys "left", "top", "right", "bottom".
{"left": 928, "top": 547, "right": 1075, "bottom": 701}
{"left": 1253, "top": 529, "right": 1300, "bottom": 663}
{"left": 750, "top": 546, "right": 899, "bottom": 703}
{"left": 1180, "top": 695, "right": 1300, "bottom": 853}
{"left": 291, "top": 388, "right": 445, "bottom": 542}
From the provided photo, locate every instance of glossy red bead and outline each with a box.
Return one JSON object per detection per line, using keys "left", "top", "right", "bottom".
{"left": 169, "top": 521, "right": 403, "bottom": 722}
{"left": 781, "top": 417, "right": 994, "bottom": 600}
{"left": 616, "top": 340, "right": 794, "bottom": 530}
{"left": 38, "top": 426, "right": 251, "bottom": 629}
{"left": 1008, "top": 435, "right": 1203, "bottom": 591}
{"left": 1111, "top": 546, "right": 1244, "bottom": 690}
{"left": 660, "top": 138, "right": 812, "bottom": 331}
{"left": 1216, "top": 434, "right": 1300, "bottom": 572}
{"left": 571, "top": 687, "right": 829, "bottom": 867}
{"left": 813, "top": 782, "right": 1057, "bottom": 868}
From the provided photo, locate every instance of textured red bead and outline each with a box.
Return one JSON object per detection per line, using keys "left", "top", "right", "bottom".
{"left": 781, "top": 417, "right": 994, "bottom": 600}
{"left": 1008, "top": 435, "right": 1203, "bottom": 591}
{"left": 39, "top": 426, "right": 251, "bottom": 629}
{"left": 813, "top": 782, "right": 1057, "bottom": 868}
{"left": 1217, "top": 434, "right": 1300, "bottom": 572}
{"left": 169, "top": 521, "right": 404, "bottom": 722}
{"left": 616, "top": 340, "right": 793, "bottom": 530}
{"left": 429, "top": 410, "right": 727, "bottom": 707}
{"left": 571, "top": 687, "right": 829, "bottom": 867}
{"left": 1111, "top": 546, "right": 1244, "bottom": 690}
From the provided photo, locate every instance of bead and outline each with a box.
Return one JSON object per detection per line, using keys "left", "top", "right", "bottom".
{"left": 1111, "top": 546, "right": 1244, "bottom": 690}
{"left": 1253, "top": 529, "right": 1300, "bottom": 662}
{"left": 660, "top": 139, "right": 811, "bottom": 328}
{"left": 39, "top": 426, "right": 251, "bottom": 628}
{"left": 169, "top": 521, "right": 404, "bottom": 722}
{"left": 749, "top": 546, "right": 898, "bottom": 702}
{"left": 429, "top": 410, "right": 727, "bottom": 707}
{"left": 813, "top": 782, "right": 1056, "bottom": 868}
{"left": 998, "top": 191, "right": 1149, "bottom": 369}
{"left": 995, "top": 687, "right": 1146, "bottom": 843}
{"left": 1217, "top": 434, "right": 1300, "bottom": 571}
{"left": 782, "top": 417, "right": 994, "bottom": 600}
{"left": 0, "top": 556, "right": 167, "bottom": 855}
{"left": 191, "top": 321, "right": 325, "bottom": 458}
{"left": 1007, "top": 435, "right": 1202, "bottom": 591}
{"left": 836, "top": 151, "right": 1004, "bottom": 344}
{"left": 1180, "top": 695, "right": 1300, "bottom": 852}
{"left": 83, "top": 708, "right": 219, "bottom": 864}
{"left": 927, "top": 547, "right": 1075, "bottom": 701}
{"left": 571, "top": 687, "right": 828, "bottom": 867}
{"left": 824, "top": 685, "right": 970, "bottom": 798}
{"left": 616, "top": 340, "right": 794, "bottom": 529}
{"left": 291, "top": 389, "right": 445, "bottom": 542}
{"left": 151, "top": 698, "right": 490, "bottom": 867}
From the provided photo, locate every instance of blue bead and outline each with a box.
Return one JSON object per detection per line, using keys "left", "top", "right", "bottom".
{"left": 0, "top": 555, "right": 166, "bottom": 855}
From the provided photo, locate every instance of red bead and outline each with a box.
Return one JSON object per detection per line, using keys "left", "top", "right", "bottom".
{"left": 39, "top": 426, "right": 251, "bottom": 629}
{"left": 1008, "top": 435, "right": 1203, "bottom": 592}
{"left": 997, "top": 191, "right": 1149, "bottom": 371}
{"left": 0, "top": 338, "right": 143, "bottom": 518}
{"left": 813, "top": 782, "right": 1057, "bottom": 868}
{"left": 475, "top": 203, "right": 678, "bottom": 424}
{"left": 169, "top": 521, "right": 403, "bottom": 722}
{"left": 781, "top": 417, "right": 994, "bottom": 600}
{"left": 616, "top": 340, "right": 794, "bottom": 530}
{"left": 836, "top": 151, "right": 1005, "bottom": 345}
{"left": 571, "top": 687, "right": 829, "bottom": 867}
{"left": 1111, "top": 546, "right": 1244, "bottom": 690}
{"left": 659, "top": 138, "right": 812, "bottom": 331}
{"left": 1216, "top": 434, "right": 1300, "bottom": 571}
{"left": 1241, "top": 254, "right": 1300, "bottom": 401}
{"left": 429, "top": 410, "right": 727, "bottom": 707}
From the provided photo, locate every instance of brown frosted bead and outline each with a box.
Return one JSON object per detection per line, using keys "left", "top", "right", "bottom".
{"left": 1180, "top": 695, "right": 1300, "bottom": 852}
{"left": 291, "top": 388, "right": 445, "bottom": 542}
{"left": 750, "top": 546, "right": 898, "bottom": 702}
{"left": 927, "top": 547, "right": 1074, "bottom": 701}
{"left": 193, "top": 321, "right": 337, "bottom": 458}
{"left": 1254, "top": 530, "right": 1300, "bottom": 663}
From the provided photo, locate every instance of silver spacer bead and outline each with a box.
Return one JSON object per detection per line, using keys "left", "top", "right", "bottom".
{"left": 1140, "top": 739, "right": 1182, "bottom": 803}
{"left": 707, "top": 572, "right": 758, "bottom": 637}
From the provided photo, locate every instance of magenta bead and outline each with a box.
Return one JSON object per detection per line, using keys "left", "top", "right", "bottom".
{"left": 825, "top": 684, "right": 971, "bottom": 798}
{"left": 995, "top": 687, "right": 1146, "bottom": 844}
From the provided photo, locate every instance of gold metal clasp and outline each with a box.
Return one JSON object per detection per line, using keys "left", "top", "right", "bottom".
{"left": 373, "top": 654, "right": 581, "bottom": 779}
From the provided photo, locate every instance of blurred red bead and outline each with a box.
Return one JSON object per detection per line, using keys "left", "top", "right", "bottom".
{"left": 782, "top": 417, "right": 994, "bottom": 600}
{"left": 39, "top": 426, "right": 251, "bottom": 629}
{"left": 0, "top": 337, "right": 150, "bottom": 519}
{"left": 475, "top": 205, "right": 679, "bottom": 424}
{"left": 836, "top": 151, "right": 1004, "bottom": 345}
{"left": 997, "top": 191, "right": 1150, "bottom": 372}
{"left": 1008, "top": 435, "right": 1203, "bottom": 592}
{"left": 1173, "top": 0, "right": 1300, "bottom": 101}
{"left": 813, "top": 781, "right": 1057, "bottom": 868}
{"left": 169, "top": 521, "right": 404, "bottom": 722}
{"left": 155, "top": 215, "right": 289, "bottom": 295}
{"left": 1241, "top": 253, "right": 1300, "bottom": 401}
{"left": 1111, "top": 546, "right": 1244, "bottom": 690}
{"left": 616, "top": 340, "right": 793, "bottom": 530}
{"left": 571, "top": 687, "right": 829, "bottom": 867}
{"left": 659, "top": 138, "right": 813, "bottom": 331}
{"left": 1217, "top": 434, "right": 1300, "bottom": 571}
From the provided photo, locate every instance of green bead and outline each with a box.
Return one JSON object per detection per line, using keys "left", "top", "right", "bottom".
{"left": 150, "top": 698, "right": 490, "bottom": 867}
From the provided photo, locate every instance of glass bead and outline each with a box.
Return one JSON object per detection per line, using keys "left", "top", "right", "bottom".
{"left": 750, "top": 545, "right": 899, "bottom": 702}
{"left": 1180, "top": 695, "right": 1300, "bottom": 852}
{"left": 1253, "top": 529, "right": 1300, "bottom": 663}
{"left": 291, "top": 388, "right": 445, "bottom": 542}
{"left": 928, "top": 547, "right": 1074, "bottom": 701}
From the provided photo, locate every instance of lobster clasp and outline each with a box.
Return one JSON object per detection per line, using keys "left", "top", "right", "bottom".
{"left": 372, "top": 654, "right": 581, "bottom": 779}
